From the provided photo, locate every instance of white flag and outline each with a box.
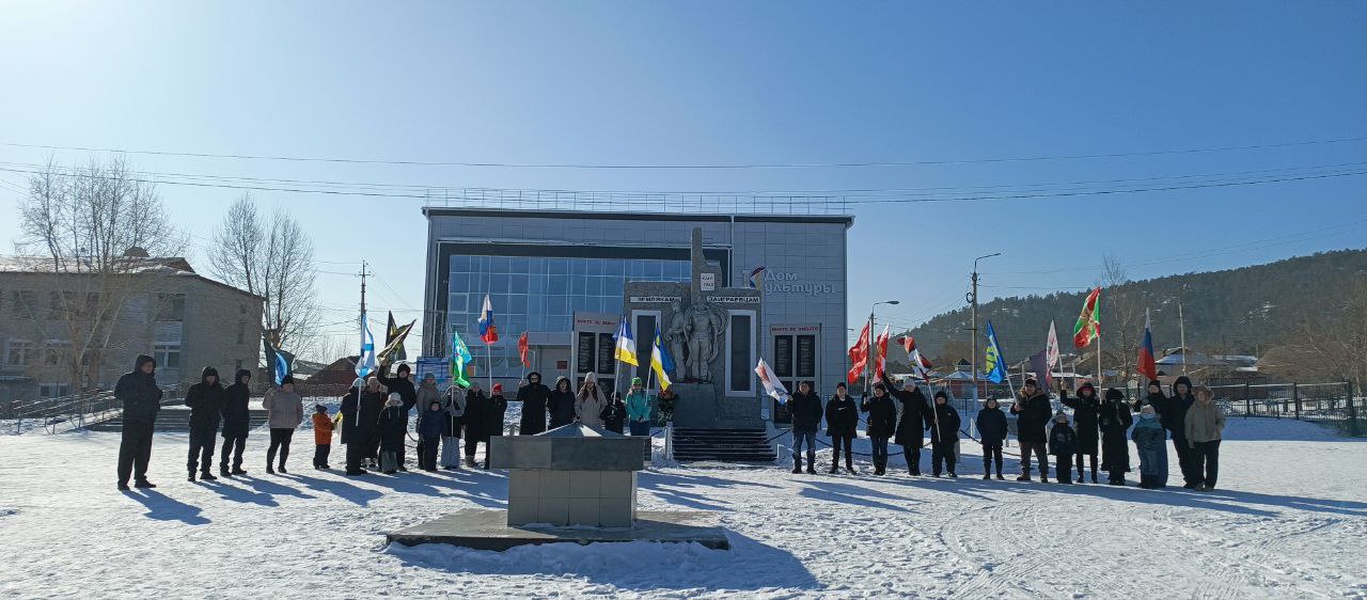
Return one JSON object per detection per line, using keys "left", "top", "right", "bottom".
{"left": 356, "top": 311, "right": 377, "bottom": 378}
{"left": 1046, "top": 320, "right": 1060, "bottom": 370}
{"left": 754, "top": 358, "right": 791, "bottom": 404}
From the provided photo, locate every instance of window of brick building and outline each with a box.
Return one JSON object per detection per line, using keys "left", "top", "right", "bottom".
{"left": 155, "top": 293, "right": 185, "bottom": 321}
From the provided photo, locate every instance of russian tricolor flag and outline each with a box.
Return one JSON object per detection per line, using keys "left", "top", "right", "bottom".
{"left": 478, "top": 294, "right": 498, "bottom": 345}
{"left": 1137, "top": 312, "right": 1157, "bottom": 381}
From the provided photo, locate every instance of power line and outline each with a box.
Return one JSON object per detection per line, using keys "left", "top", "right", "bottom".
{"left": 3, "top": 135, "right": 1365, "bottom": 169}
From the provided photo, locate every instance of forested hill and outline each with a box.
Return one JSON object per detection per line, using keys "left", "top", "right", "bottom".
{"left": 902, "top": 249, "right": 1367, "bottom": 365}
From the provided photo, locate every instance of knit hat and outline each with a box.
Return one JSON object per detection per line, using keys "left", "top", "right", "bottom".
{"left": 1105, "top": 388, "right": 1124, "bottom": 401}
{"left": 1077, "top": 382, "right": 1096, "bottom": 396}
{"left": 1053, "top": 411, "right": 1069, "bottom": 423}
{"left": 1024, "top": 378, "right": 1038, "bottom": 387}
{"left": 492, "top": 383, "right": 503, "bottom": 394}
{"left": 314, "top": 404, "right": 327, "bottom": 413}
{"left": 280, "top": 376, "right": 295, "bottom": 386}
{"left": 396, "top": 363, "right": 411, "bottom": 375}
{"left": 631, "top": 377, "right": 643, "bottom": 386}
{"left": 934, "top": 391, "right": 948, "bottom": 401}
{"left": 423, "top": 372, "right": 435, "bottom": 381}
{"left": 835, "top": 382, "right": 846, "bottom": 389}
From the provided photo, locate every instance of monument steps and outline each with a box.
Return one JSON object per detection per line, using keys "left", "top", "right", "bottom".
{"left": 670, "top": 428, "right": 776, "bottom": 463}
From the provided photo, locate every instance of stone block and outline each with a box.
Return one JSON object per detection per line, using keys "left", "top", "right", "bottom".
{"left": 507, "top": 496, "right": 539, "bottom": 526}
{"left": 508, "top": 470, "right": 541, "bottom": 498}
{"left": 567, "top": 498, "right": 600, "bottom": 526}
{"left": 537, "top": 497, "right": 570, "bottom": 526}
{"left": 600, "top": 471, "right": 633, "bottom": 500}
{"left": 568, "top": 471, "right": 601, "bottom": 499}
{"left": 599, "top": 498, "right": 633, "bottom": 528}
{"left": 540, "top": 471, "right": 570, "bottom": 499}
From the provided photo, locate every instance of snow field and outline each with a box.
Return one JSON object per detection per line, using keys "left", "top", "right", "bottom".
{"left": 0, "top": 418, "right": 1363, "bottom": 599}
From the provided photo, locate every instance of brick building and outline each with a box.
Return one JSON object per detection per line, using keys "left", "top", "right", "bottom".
{"left": 0, "top": 256, "right": 264, "bottom": 405}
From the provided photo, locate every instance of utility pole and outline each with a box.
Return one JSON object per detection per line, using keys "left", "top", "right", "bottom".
{"left": 969, "top": 253, "right": 1001, "bottom": 400}
{"left": 358, "top": 260, "right": 371, "bottom": 369}
{"left": 1178, "top": 298, "right": 1188, "bottom": 376}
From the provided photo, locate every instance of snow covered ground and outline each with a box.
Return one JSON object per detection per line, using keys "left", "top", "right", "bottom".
{"left": 1, "top": 418, "right": 1364, "bottom": 599}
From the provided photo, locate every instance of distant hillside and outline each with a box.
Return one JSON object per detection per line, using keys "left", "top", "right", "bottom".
{"left": 901, "top": 249, "right": 1367, "bottom": 367}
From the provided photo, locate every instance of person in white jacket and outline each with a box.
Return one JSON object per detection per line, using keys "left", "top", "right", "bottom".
{"left": 575, "top": 372, "right": 608, "bottom": 429}
{"left": 262, "top": 376, "right": 304, "bottom": 474}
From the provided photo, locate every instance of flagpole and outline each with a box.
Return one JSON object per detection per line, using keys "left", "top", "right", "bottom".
{"left": 487, "top": 342, "right": 494, "bottom": 393}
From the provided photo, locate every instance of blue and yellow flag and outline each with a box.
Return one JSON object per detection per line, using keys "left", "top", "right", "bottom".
{"left": 983, "top": 320, "right": 1008, "bottom": 384}
{"left": 614, "top": 316, "right": 639, "bottom": 366}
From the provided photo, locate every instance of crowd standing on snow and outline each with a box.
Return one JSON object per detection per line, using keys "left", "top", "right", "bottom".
{"left": 113, "top": 354, "right": 1226, "bottom": 494}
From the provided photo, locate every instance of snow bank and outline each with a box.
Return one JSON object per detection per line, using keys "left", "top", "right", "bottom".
{"left": 0, "top": 419, "right": 1363, "bottom": 599}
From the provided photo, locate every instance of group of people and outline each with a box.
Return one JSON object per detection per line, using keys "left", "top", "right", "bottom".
{"left": 114, "top": 352, "right": 669, "bottom": 489}
{"left": 783, "top": 374, "right": 1228, "bottom": 491}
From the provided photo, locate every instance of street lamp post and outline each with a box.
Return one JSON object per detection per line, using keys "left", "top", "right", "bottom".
{"left": 968, "top": 253, "right": 1001, "bottom": 400}
{"left": 866, "top": 300, "right": 900, "bottom": 397}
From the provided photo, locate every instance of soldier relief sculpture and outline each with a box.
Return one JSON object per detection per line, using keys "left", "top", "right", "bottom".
{"left": 663, "top": 298, "right": 728, "bottom": 382}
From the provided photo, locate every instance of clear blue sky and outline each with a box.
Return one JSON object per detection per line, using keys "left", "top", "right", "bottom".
{"left": 1, "top": 1, "right": 1364, "bottom": 356}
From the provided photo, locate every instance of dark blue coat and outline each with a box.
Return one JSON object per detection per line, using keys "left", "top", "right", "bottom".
{"left": 975, "top": 406, "right": 1008, "bottom": 445}
{"left": 115, "top": 355, "right": 163, "bottom": 423}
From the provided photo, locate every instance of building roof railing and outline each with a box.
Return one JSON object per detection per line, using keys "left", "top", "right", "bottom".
{"left": 420, "top": 188, "right": 855, "bottom": 216}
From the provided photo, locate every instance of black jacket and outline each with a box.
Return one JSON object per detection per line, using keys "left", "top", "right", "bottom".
{"left": 891, "top": 380, "right": 932, "bottom": 447}
{"left": 184, "top": 367, "right": 225, "bottom": 434}
{"left": 417, "top": 407, "right": 447, "bottom": 439}
{"left": 548, "top": 380, "right": 577, "bottom": 429}
{"left": 1162, "top": 376, "right": 1196, "bottom": 439}
{"left": 788, "top": 390, "right": 824, "bottom": 432}
{"left": 600, "top": 401, "right": 626, "bottom": 434}
{"left": 483, "top": 394, "right": 508, "bottom": 440}
{"left": 339, "top": 389, "right": 365, "bottom": 445}
{"left": 1060, "top": 386, "right": 1102, "bottom": 454}
{"left": 1049, "top": 422, "right": 1077, "bottom": 456}
{"left": 359, "top": 390, "right": 386, "bottom": 436}
{"left": 377, "top": 366, "right": 417, "bottom": 414}
{"left": 1099, "top": 394, "right": 1134, "bottom": 472}
{"left": 862, "top": 393, "right": 898, "bottom": 439}
{"left": 1011, "top": 390, "right": 1053, "bottom": 444}
{"left": 517, "top": 375, "right": 552, "bottom": 434}
{"left": 976, "top": 406, "right": 1008, "bottom": 445}
{"left": 928, "top": 402, "right": 961, "bottom": 444}
{"left": 220, "top": 369, "right": 252, "bottom": 438}
{"left": 378, "top": 404, "right": 407, "bottom": 452}
{"left": 116, "top": 355, "right": 163, "bottom": 423}
{"left": 824, "top": 395, "right": 858, "bottom": 438}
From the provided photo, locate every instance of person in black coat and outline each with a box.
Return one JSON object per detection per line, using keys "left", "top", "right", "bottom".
{"left": 338, "top": 378, "right": 369, "bottom": 475}
{"left": 1165, "top": 376, "right": 1199, "bottom": 488}
{"left": 1010, "top": 378, "right": 1053, "bottom": 482}
{"left": 481, "top": 384, "right": 509, "bottom": 469}
{"left": 825, "top": 383, "right": 859, "bottom": 474}
{"left": 788, "top": 381, "right": 824, "bottom": 475}
{"left": 1048, "top": 412, "right": 1078, "bottom": 485}
{"left": 377, "top": 394, "right": 408, "bottom": 474}
{"left": 359, "top": 377, "right": 387, "bottom": 467}
{"left": 861, "top": 383, "right": 898, "bottom": 476}
{"left": 517, "top": 371, "right": 552, "bottom": 435}
{"left": 548, "top": 377, "right": 577, "bottom": 429}
{"left": 218, "top": 369, "right": 252, "bottom": 477}
{"left": 416, "top": 400, "right": 447, "bottom": 472}
{"left": 184, "top": 367, "right": 225, "bottom": 482}
{"left": 377, "top": 363, "right": 416, "bottom": 471}
{"left": 462, "top": 384, "right": 488, "bottom": 467}
{"left": 601, "top": 392, "right": 626, "bottom": 434}
{"left": 975, "top": 398, "right": 1008, "bottom": 480}
{"left": 1099, "top": 388, "right": 1134, "bottom": 485}
{"left": 928, "top": 391, "right": 961, "bottom": 478}
{"left": 1060, "top": 382, "right": 1102, "bottom": 483}
{"left": 115, "top": 355, "right": 163, "bottom": 490}
{"left": 887, "top": 375, "right": 931, "bottom": 476}
{"left": 1133, "top": 380, "right": 1166, "bottom": 413}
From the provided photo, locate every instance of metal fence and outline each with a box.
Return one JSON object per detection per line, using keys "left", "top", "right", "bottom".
{"left": 1207, "top": 381, "right": 1363, "bottom": 437}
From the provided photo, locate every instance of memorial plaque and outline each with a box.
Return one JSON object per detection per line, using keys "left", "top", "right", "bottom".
{"left": 797, "top": 335, "right": 817, "bottom": 378}
{"left": 775, "top": 336, "right": 794, "bottom": 378}
{"left": 597, "top": 332, "right": 616, "bottom": 374}
{"left": 700, "top": 272, "right": 716, "bottom": 291}
{"left": 577, "top": 333, "right": 596, "bottom": 374}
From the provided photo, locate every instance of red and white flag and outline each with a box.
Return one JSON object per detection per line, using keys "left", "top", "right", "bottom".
{"left": 847, "top": 322, "right": 871, "bottom": 384}
{"left": 898, "top": 335, "right": 933, "bottom": 379}
{"left": 1046, "top": 320, "right": 1060, "bottom": 369}
{"left": 755, "top": 358, "right": 791, "bottom": 404}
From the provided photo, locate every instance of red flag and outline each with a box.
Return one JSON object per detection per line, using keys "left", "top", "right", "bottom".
{"left": 518, "top": 332, "right": 531, "bottom": 369}
{"left": 898, "top": 335, "right": 916, "bottom": 354}
{"left": 874, "top": 325, "right": 891, "bottom": 380}
{"left": 847, "top": 323, "right": 871, "bottom": 384}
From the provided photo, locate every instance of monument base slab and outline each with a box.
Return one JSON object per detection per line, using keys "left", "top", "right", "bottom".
{"left": 385, "top": 508, "right": 730, "bottom": 551}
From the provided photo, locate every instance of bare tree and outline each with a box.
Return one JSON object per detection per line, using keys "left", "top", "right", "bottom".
{"left": 1267, "top": 273, "right": 1367, "bottom": 395}
{"left": 208, "top": 194, "right": 321, "bottom": 361}
{"left": 14, "top": 157, "right": 186, "bottom": 392}
{"left": 1099, "top": 254, "right": 1144, "bottom": 380}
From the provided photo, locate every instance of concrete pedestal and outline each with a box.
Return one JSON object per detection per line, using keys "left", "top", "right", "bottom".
{"left": 488, "top": 424, "right": 647, "bottom": 527}
{"left": 386, "top": 508, "right": 730, "bottom": 551}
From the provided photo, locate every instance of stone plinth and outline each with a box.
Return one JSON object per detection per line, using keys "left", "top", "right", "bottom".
{"left": 488, "top": 424, "right": 647, "bottom": 527}
{"left": 386, "top": 508, "right": 730, "bottom": 551}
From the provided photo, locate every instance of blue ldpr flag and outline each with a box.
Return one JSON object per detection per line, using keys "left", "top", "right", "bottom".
{"left": 983, "top": 321, "right": 1008, "bottom": 384}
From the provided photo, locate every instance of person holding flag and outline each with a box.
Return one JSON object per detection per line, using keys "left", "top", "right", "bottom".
{"left": 1011, "top": 378, "right": 1053, "bottom": 482}
{"left": 888, "top": 373, "right": 932, "bottom": 477}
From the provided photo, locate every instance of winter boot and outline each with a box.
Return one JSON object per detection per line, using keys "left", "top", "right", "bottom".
{"left": 134, "top": 479, "right": 156, "bottom": 489}
{"left": 187, "top": 472, "right": 196, "bottom": 482}
{"left": 1040, "top": 475, "right": 1050, "bottom": 483}
{"left": 846, "top": 456, "right": 857, "bottom": 475}
{"left": 829, "top": 461, "right": 840, "bottom": 474}
{"left": 220, "top": 465, "right": 231, "bottom": 478}
{"left": 200, "top": 471, "right": 218, "bottom": 481}
{"left": 1017, "top": 472, "right": 1031, "bottom": 482}
{"left": 983, "top": 473, "right": 991, "bottom": 480}
{"left": 806, "top": 456, "right": 816, "bottom": 475}
{"left": 792, "top": 459, "right": 803, "bottom": 475}
{"left": 231, "top": 467, "right": 247, "bottom": 475}
{"left": 996, "top": 471, "right": 1005, "bottom": 480}
{"left": 278, "top": 465, "right": 289, "bottom": 474}
{"left": 266, "top": 465, "right": 276, "bottom": 475}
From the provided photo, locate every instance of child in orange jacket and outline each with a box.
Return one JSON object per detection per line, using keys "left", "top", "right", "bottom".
{"left": 312, "top": 404, "right": 335, "bottom": 470}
